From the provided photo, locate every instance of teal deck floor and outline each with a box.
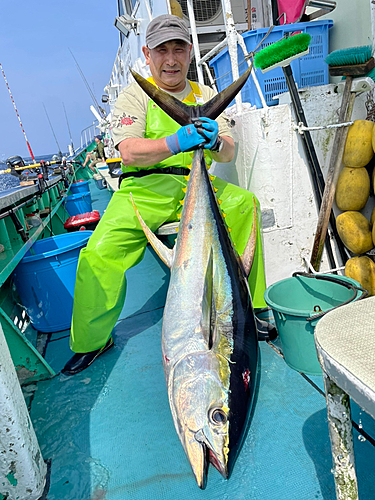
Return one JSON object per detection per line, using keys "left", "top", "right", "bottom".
{"left": 27, "top": 181, "right": 375, "bottom": 499}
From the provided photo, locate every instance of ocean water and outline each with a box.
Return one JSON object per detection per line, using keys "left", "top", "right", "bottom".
{"left": 0, "top": 153, "right": 66, "bottom": 191}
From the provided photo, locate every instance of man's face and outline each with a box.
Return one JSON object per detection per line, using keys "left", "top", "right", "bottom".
{"left": 142, "top": 40, "right": 192, "bottom": 93}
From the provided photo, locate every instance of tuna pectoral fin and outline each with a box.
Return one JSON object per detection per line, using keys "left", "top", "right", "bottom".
{"left": 130, "top": 193, "right": 174, "bottom": 268}
{"left": 202, "top": 250, "right": 216, "bottom": 350}
{"left": 239, "top": 197, "right": 257, "bottom": 278}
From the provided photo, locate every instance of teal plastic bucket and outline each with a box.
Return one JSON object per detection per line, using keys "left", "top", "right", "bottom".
{"left": 264, "top": 273, "right": 365, "bottom": 375}
{"left": 64, "top": 192, "right": 92, "bottom": 216}
{"left": 70, "top": 180, "right": 90, "bottom": 195}
{"left": 12, "top": 231, "right": 92, "bottom": 333}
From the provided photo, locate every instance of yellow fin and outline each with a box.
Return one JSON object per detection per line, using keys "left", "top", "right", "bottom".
{"left": 179, "top": 199, "right": 184, "bottom": 206}
{"left": 182, "top": 187, "right": 187, "bottom": 193}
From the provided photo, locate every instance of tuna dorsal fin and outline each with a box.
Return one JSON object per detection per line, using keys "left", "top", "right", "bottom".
{"left": 129, "top": 64, "right": 252, "bottom": 125}
{"left": 130, "top": 193, "right": 174, "bottom": 268}
{"left": 239, "top": 196, "right": 257, "bottom": 278}
{"left": 202, "top": 249, "right": 216, "bottom": 350}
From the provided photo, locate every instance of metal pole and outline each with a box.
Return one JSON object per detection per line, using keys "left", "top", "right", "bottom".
{"left": 186, "top": 0, "right": 204, "bottom": 84}
{"left": 221, "top": 0, "right": 243, "bottom": 112}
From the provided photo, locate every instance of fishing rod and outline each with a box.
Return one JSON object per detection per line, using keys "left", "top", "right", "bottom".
{"left": 0, "top": 160, "right": 62, "bottom": 175}
{"left": 63, "top": 102, "right": 75, "bottom": 153}
{"left": 69, "top": 48, "right": 106, "bottom": 119}
{"left": 43, "top": 103, "right": 62, "bottom": 158}
{"left": 0, "top": 62, "right": 36, "bottom": 161}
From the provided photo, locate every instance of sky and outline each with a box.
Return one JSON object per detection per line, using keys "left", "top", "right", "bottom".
{"left": 0, "top": 0, "right": 119, "bottom": 162}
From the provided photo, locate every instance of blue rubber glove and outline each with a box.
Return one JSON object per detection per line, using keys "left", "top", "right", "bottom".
{"left": 165, "top": 118, "right": 219, "bottom": 154}
{"left": 193, "top": 117, "right": 219, "bottom": 150}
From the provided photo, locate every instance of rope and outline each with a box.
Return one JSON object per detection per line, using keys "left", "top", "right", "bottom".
{"left": 292, "top": 120, "right": 354, "bottom": 135}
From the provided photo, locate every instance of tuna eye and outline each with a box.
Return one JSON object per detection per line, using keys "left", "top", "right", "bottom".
{"left": 209, "top": 408, "right": 227, "bottom": 425}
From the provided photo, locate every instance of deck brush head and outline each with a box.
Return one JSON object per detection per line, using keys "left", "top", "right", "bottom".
{"left": 325, "top": 45, "right": 372, "bottom": 67}
{"left": 254, "top": 33, "right": 311, "bottom": 70}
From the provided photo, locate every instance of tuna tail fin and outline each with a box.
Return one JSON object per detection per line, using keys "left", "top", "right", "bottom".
{"left": 130, "top": 193, "right": 174, "bottom": 268}
{"left": 199, "top": 64, "right": 252, "bottom": 120}
{"left": 239, "top": 197, "right": 257, "bottom": 278}
{"left": 129, "top": 64, "right": 252, "bottom": 126}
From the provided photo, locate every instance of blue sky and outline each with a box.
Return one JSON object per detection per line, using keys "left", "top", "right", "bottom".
{"left": 0, "top": 0, "right": 119, "bottom": 161}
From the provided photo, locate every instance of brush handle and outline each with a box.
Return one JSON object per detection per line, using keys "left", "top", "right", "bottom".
{"left": 282, "top": 65, "right": 346, "bottom": 270}
{"left": 310, "top": 76, "right": 355, "bottom": 271}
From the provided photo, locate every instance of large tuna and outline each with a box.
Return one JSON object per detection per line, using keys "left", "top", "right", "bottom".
{"left": 130, "top": 66, "right": 258, "bottom": 489}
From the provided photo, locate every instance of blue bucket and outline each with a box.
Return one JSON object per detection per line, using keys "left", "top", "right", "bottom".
{"left": 70, "top": 180, "right": 90, "bottom": 195}
{"left": 12, "top": 231, "right": 92, "bottom": 333}
{"left": 64, "top": 192, "right": 92, "bottom": 216}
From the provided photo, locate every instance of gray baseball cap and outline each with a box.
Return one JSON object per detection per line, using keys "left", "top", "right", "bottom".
{"left": 145, "top": 14, "right": 191, "bottom": 49}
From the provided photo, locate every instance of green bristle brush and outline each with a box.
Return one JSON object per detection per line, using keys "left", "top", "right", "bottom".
{"left": 325, "top": 45, "right": 374, "bottom": 75}
{"left": 254, "top": 33, "right": 311, "bottom": 72}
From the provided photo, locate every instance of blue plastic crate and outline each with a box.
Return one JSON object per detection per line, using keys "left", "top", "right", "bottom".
{"left": 209, "top": 20, "right": 333, "bottom": 108}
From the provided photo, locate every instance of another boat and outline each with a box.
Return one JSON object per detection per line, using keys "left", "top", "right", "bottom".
{"left": 2, "top": 0, "right": 375, "bottom": 499}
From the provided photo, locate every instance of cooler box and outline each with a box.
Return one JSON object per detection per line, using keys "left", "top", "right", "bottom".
{"left": 64, "top": 210, "right": 101, "bottom": 232}
{"left": 93, "top": 173, "right": 107, "bottom": 190}
{"left": 105, "top": 158, "right": 122, "bottom": 178}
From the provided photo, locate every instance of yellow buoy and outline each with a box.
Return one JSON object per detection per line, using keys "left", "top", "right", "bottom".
{"left": 345, "top": 255, "right": 375, "bottom": 296}
{"left": 335, "top": 166, "right": 370, "bottom": 211}
{"left": 336, "top": 211, "right": 373, "bottom": 254}
{"left": 343, "top": 120, "right": 374, "bottom": 167}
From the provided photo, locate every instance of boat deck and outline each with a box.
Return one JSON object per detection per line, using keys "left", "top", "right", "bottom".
{"left": 24, "top": 179, "right": 375, "bottom": 499}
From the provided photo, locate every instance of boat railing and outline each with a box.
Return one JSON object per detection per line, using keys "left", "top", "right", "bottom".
{"left": 80, "top": 121, "right": 99, "bottom": 149}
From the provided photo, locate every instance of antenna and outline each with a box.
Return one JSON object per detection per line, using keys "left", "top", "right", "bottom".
{"left": 0, "top": 62, "right": 36, "bottom": 161}
{"left": 69, "top": 48, "right": 106, "bottom": 119}
{"left": 62, "top": 102, "right": 75, "bottom": 153}
{"left": 42, "top": 103, "right": 62, "bottom": 157}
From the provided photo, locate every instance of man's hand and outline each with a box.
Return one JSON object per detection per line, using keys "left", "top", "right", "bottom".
{"left": 165, "top": 117, "right": 219, "bottom": 155}
{"left": 192, "top": 117, "right": 219, "bottom": 150}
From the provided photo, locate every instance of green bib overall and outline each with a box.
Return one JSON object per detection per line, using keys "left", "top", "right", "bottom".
{"left": 70, "top": 83, "right": 267, "bottom": 353}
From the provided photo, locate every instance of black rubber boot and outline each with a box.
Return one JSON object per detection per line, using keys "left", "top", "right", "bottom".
{"left": 61, "top": 337, "right": 114, "bottom": 375}
{"left": 256, "top": 317, "right": 278, "bottom": 341}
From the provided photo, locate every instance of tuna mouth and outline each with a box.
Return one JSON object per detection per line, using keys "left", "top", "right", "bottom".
{"left": 184, "top": 430, "right": 208, "bottom": 489}
{"left": 190, "top": 429, "right": 228, "bottom": 486}
{"left": 208, "top": 448, "right": 228, "bottom": 479}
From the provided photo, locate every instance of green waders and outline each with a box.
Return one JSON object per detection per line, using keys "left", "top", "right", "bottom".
{"left": 70, "top": 88, "right": 267, "bottom": 353}
{"left": 70, "top": 173, "right": 266, "bottom": 352}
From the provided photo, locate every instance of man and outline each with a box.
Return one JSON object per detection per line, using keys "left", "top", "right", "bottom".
{"left": 82, "top": 135, "right": 106, "bottom": 173}
{"left": 62, "top": 14, "right": 269, "bottom": 376}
